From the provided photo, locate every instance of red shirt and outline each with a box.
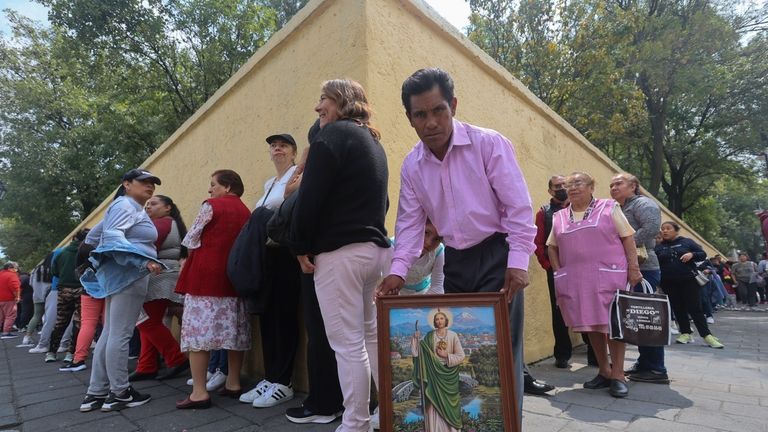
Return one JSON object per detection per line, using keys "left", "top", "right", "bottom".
{"left": 153, "top": 216, "right": 173, "bottom": 250}
{"left": 175, "top": 195, "right": 250, "bottom": 297}
{"left": 0, "top": 269, "right": 21, "bottom": 302}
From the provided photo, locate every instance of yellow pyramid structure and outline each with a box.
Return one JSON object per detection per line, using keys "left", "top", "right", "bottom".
{"left": 71, "top": 0, "right": 718, "bottom": 383}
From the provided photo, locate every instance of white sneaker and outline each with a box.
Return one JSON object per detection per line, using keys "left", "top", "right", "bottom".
{"left": 206, "top": 370, "right": 227, "bottom": 391}
{"left": 371, "top": 407, "right": 380, "bottom": 430}
{"left": 336, "top": 426, "right": 374, "bottom": 432}
{"left": 63, "top": 352, "right": 73, "bottom": 363}
{"left": 252, "top": 382, "right": 293, "bottom": 408}
{"left": 706, "top": 316, "right": 715, "bottom": 324}
{"left": 186, "top": 371, "right": 213, "bottom": 386}
{"left": 29, "top": 345, "right": 47, "bottom": 354}
{"left": 239, "top": 379, "right": 272, "bottom": 404}
{"left": 16, "top": 336, "right": 34, "bottom": 348}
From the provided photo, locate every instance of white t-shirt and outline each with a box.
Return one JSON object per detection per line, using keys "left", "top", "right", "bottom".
{"left": 255, "top": 165, "right": 297, "bottom": 211}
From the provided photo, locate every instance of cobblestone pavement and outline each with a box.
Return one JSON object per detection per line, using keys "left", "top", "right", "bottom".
{"left": 1, "top": 310, "right": 766, "bottom": 431}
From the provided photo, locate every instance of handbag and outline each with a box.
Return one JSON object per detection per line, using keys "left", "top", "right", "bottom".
{"left": 636, "top": 245, "right": 648, "bottom": 265}
{"left": 609, "top": 280, "right": 672, "bottom": 346}
{"left": 694, "top": 270, "right": 709, "bottom": 286}
{"left": 750, "top": 272, "right": 766, "bottom": 288}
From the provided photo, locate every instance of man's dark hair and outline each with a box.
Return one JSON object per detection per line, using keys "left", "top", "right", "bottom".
{"left": 547, "top": 175, "right": 565, "bottom": 190}
{"left": 401, "top": 68, "right": 454, "bottom": 114}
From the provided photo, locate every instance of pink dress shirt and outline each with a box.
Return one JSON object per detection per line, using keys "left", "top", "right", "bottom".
{"left": 390, "top": 119, "right": 536, "bottom": 279}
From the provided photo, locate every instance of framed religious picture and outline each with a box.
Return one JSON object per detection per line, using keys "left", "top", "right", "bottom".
{"left": 376, "top": 292, "right": 520, "bottom": 432}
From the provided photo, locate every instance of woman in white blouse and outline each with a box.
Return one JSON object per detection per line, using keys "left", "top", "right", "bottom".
{"left": 239, "top": 134, "right": 302, "bottom": 409}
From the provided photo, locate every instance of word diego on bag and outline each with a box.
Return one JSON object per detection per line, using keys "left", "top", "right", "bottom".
{"left": 628, "top": 306, "right": 661, "bottom": 315}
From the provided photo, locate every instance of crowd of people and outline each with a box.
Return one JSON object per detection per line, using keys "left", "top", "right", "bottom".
{"left": 0, "top": 67, "right": 745, "bottom": 431}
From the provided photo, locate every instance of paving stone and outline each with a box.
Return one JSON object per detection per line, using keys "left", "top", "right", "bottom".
{"left": 14, "top": 378, "right": 86, "bottom": 399}
{"left": 187, "top": 416, "right": 253, "bottom": 432}
{"left": 620, "top": 384, "right": 694, "bottom": 407}
{"left": 521, "top": 411, "right": 570, "bottom": 432}
{"left": 673, "top": 380, "right": 729, "bottom": 392}
{"left": 133, "top": 406, "right": 231, "bottom": 431}
{"left": 19, "top": 410, "right": 119, "bottom": 432}
{"left": 719, "top": 401, "right": 768, "bottom": 420}
{"left": 557, "top": 421, "right": 616, "bottom": 432}
{"left": 258, "top": 411, "right": 338, "bottom": 431}
{"left": 18, "top": 397, "right": 80, "bottom": 421}
{"left": 626, "top": 417, "right": 721, "bottom": 432}
{"left": 522, "top": 395, "right": 569, "bottom": 417}
{"left": 690, "top": 388, "right": 762, "bottom": 405}
{"left": 728, "top": 384, "right": 768, "bottom": 397}
{"left": 676, "top": 407, "right": 767, "bottom": 432}
{"left": 556, "top": 404, "right": 634, "bottom": 430}
{"left": 550, "top": 388, "right": 615, "bottom": 409}
{"left": 120, "top": 394, "right": 183, "bottom": 421}
{"left": 15, "top": 384, "right": 84, "bottom": 406}
{"left": 12, "top": 374, "right": 83, "bottom": 395}
{"left": 62, "top": 414, "right": 140, "bottom": 431}
{"left": 0, "top": 415, "right": 19, "bottom": 429}
{"left": 604, "top": 398, "right": 681, "bottom": 421}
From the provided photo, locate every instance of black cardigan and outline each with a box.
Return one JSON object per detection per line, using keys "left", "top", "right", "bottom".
{"left": 290, "top": 119, "right": 390, "bottom": 256}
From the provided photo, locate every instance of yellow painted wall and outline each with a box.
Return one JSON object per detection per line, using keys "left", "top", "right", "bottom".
{"left": 65, "top": 0, "right": 720, "bottom": 388}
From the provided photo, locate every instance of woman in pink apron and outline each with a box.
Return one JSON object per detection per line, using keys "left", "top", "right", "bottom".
{"left": 547, "top": 172, "right": 642, "bottom": 398}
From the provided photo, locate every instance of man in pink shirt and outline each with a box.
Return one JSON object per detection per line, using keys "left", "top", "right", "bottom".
{"left": 377, "top": 68, "right": 544, "bottom": 426}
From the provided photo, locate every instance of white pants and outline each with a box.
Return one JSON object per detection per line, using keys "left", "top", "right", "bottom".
{"left": 314, "top": 242, "right": 391, "bottom": 432}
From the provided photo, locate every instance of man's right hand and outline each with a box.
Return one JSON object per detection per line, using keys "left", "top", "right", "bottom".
{"left": 376, "top": 275, "right": 405, "bottom": 298}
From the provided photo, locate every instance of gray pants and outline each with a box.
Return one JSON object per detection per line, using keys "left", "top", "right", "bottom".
{"left": 443, "top": 232, "right": 525, "bottom": 430}
{"left": 38, "top": 291, "right": 72, "bottom": 349}
{"left": 87, "top": 277, "right": 148, "bottom": 395}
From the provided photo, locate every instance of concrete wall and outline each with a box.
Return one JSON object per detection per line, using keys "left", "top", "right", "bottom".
{"left": 66, "top": 0, "right": 720, "bottom": 388}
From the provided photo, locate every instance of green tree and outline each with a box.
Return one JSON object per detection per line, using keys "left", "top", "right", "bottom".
{"left": 469, "top": 345, "right": 500, "bottom": 386}
{"left": 0, "top": 1, "right": 305, "bottom": 267}
{"left": 468, "top": 0, "right": 768, "bottom": 222}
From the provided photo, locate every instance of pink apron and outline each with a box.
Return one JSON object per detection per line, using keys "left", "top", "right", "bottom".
{"left": 552, "top": 199, "right": 628, "bottom": 331}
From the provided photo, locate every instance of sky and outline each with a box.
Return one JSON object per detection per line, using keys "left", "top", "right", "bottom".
{"left": 0, "top": 0, "right": 472, "bottom": 36}
{"left": 390, "top": 306, "right": 494, "bottom": 327}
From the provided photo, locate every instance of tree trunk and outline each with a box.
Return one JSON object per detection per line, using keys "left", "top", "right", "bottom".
{"left": 639, "top": 74, "right": 666, "bottom": 197}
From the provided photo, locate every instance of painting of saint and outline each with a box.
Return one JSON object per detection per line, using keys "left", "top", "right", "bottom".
{"left": 383, "top": 300, "right": 512, "bottom": 432}
{"left": 411, "top": 309, "right": 465, "bottom": 431}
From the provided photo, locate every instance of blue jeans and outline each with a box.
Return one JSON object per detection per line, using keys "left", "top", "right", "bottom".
{"left": 633, "top": 270, "right": 666, "bottom": 373}
{"left": 700, "top": 281, "right": 714, "bottom": 317}
{"left": 208, "top": 349, "right": 228, "bottom": 375}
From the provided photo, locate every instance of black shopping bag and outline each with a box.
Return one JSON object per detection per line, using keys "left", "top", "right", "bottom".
{"left": 609, "top": 280, "right": 672, "bottom": 346}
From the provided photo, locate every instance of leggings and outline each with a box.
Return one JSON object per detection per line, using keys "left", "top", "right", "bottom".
{"left": 25, "top": 303, "right": 45, "bottom": 337}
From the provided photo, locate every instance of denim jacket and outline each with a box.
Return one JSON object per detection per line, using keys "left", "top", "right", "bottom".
{"left": 79, "top": 229, "right": 166, "bottom": 299}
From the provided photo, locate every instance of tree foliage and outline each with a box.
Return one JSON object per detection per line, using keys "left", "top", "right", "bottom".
{"left": 468, "top": 0, "right": 768, "bottom": 250}
{"left": 0, "top": 0, "right": 307, "bottom": 268}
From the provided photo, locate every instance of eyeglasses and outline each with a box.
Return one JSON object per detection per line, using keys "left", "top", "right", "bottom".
{"left": 564, "top": 180, "right": 590, "bottom": 189}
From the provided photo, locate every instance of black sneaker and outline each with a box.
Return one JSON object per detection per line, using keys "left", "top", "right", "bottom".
{"left": 285, "top": 406, "right": 343, "bottom": 424}
{"left": 627, "top": 370, "right": 670, "bottom": 384}
{"left": 60, "top": 361, "right": 87, "bottom": 372}
{"left": 101, "top": 386, "right": 151, "bottom": 412}
{"left": 80, "top": 394, "right": 107, "bottom": 412}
